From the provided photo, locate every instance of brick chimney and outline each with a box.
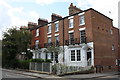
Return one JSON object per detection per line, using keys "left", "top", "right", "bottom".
{"left": 28, "top": 22, "right": 37, "bottom": 29}
{"left": 51, "top": 13, "right": 62, "bottom": 21}
{"left": 20, "top": 26, "right": 28, "bottom": 30}
{"left": 69, "top": 3, "right": 82, "bottom": 15}
{"left": 38, "top": 18, "right": 48, "bottom": 26}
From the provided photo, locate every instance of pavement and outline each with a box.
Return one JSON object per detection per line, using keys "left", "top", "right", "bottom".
{"left": 62, "top": 71, "right": 120, "bottom": 79}
{"left": 2, "top": 68, "right": 61, "bottom": 78}
{"left": 2, "top": 68, "right": 120, "bottom": 79}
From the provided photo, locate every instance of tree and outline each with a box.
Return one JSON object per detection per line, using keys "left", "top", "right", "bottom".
{"left": 2, "top": 27, "right": 32, "bottom": 68}
{"left": 44, "top": 46, "right": 62, "bottom": 64}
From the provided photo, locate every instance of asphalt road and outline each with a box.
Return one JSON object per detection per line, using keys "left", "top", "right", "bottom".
{"left": 2, "top": 70, "right": 36, "bottom": 78}
{"left": 1, "top": 68, "right": 120, "bottom": 80}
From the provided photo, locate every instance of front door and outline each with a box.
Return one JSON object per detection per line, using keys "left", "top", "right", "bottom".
{"left": 87, "top": 50, "right": 91, "bottom": 66}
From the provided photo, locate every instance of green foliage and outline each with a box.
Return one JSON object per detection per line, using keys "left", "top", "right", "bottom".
{"left": 52, "top": 64, "right": 57, "bottom": 74}
{"left": 44, "top": 59, "right": 52, "bottom": 63}
{"left": 25, "top": 51, "right": 33, "bottom": 60}
{"left": 52, "top": 64, "right": 95, "bottom": 75}
{"left": 2, "top": 28, "right": 32, "bottom": 68}
{"left": 18, "top": 60, "right": 30, "bottom": 69}
{"left": 30, "top": 59, "right": 44, "bottom": 63}
{"left": 29, "top": 59, "right": 52, "bottom": 63}
{"left": 44, "top": 46, "right": 62, "bottom": 53}
{"left": 2, "top": 59, "right": 20, "bottom": 69}
{"left": 44, "top": 46, "right": 62, "bottom": 64}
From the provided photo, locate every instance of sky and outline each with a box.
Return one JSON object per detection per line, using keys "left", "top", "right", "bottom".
{"left": 0, "top": 0, "right": 120, "bottom": 39}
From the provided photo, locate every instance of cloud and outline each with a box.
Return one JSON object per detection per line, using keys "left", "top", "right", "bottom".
{"left": 35, "top": 0, "right": 78, "bottom": 5}
{"left": 35, "top": 0, "right": 119, "bottom": 27}
{"left": 77, "top": 0, "right": 119, "bottom": 27}
{"left": 0, "top": 0, "right": 40, "bottom": 39}
{"left": 29, "top": 11, "right": 40, "bottom": 22}
{"left": 35, "top": 0, "right": 56, "bottom": 5}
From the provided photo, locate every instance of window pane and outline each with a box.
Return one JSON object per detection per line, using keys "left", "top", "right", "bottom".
{"left": 55, "top": 53, "right": 58, "bottom": 63}
{"left": 35, "top": 40, "right": 39, "bottom": 49}
{"left": 69, "top": 18, "right": 73, "bottom": 28}
{"left": 80, "top": 15, "right": 85, "bottom": 25}
{"left": 55, "top": 36, "right": 59, "bottom": 45}
{"left": 48, "top": 25, "right": 51, "bottom": 33}
{"left": 36, "top": 29, "right": 39, "bottom": 36}
{"left": 71, "top": 50, "right": 75, "bottom": 61}
{"left": 80, "top": 30, "right": 86, "bottom": 43}
{"left": 55, "top": 23, "right": 59, "bottom": 31}
{"left": 51, "top": 52, "right": 53, "bottom": 61}
{"left": 48, "top": 37, "right": 51, "bottom": 43}
{"left": 112, "top": 45, "right": 115, "bottom": 50}
{"left": 69, "top": 33, "right": 74, "bottom": 45}
{"left": 77, "top": 50, "right": 81, "bottom": 61}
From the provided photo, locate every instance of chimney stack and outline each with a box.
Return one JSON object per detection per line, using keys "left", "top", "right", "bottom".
{"left": 51, "top": 13, "right": 62, "bottom": 21}
{"left": 69, "top": 3, "right": 82, "bottom": 15}
{"left": 38, "top": 18, "right": 48, "bottom": 26}
{"left": 28, "top": 22, "right": 37, "bottom": 29}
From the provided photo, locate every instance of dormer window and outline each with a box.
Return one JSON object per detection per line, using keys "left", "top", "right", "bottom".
{"left": 36, "top": 29, "right": 39, "bottom": 37}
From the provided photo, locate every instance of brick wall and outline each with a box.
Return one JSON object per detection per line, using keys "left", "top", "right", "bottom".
{"left": 90, "top": 9, "right": 119, "bottom": 71}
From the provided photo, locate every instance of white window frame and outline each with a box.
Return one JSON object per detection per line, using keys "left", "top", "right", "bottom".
{"left": 35, "top": 40, "right": 39, "bottom": 49}
{"left": 55, "top": 36, "right": 59, "bottom": 42}
{"left": 80, "top": 28, "right": 86, "bottom": 44}
{"left": 69, "top": 18, "right": 74, "bottom": 28}
{"left": 55, "top": 22, "right": 59, "bottom": 32}
{"left": 70, "top": 49, "right": 81, "bottom": 62}
{"left": 47, "top": 25, "right": 51, "bottom": 34}
{"left": 71, "top": 50, "right": 75, "bottom": 61}
{"left": 36, "top": 29, "right": 39, "bottom": 37}
{"left": 79, "top": 15, "right": 85, "bottom": 26}
{"left": 48, "top": 37, "right": 51, "bottom": 43}
{"left": 77, "top": 50, "right": 81, "bottom": 61}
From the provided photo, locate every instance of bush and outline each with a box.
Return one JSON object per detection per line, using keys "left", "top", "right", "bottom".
{"left": 44, "top": 59, "right": 52, "bottom": 63}
{"left": 2, "top": 59, "right": 20, "bottom": 69}
{"left": 29, "top": 59, "right": 52, "bottom": 63}
{"left": 52, "top": 64, "right": 57, "bottom": 74}
{"left": 29, "top": 59, "right": 44, "bottom": 63}
{"left": 18, "top": 60, "right": 30, "bottom": 69}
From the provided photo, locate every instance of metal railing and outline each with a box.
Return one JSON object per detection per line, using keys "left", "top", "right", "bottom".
{"left": 29, "top": 62, "right": 52, "bottom": 73}
{"left": 44, "top": 41, "right": 60, "bottom": 47}
{"left": 30, "top": 44, "right": 42, "bottom": 49}
{"left": 65, "top": 37, "right": 86, "bottom": 46}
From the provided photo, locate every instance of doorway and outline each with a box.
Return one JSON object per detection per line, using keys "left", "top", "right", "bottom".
{"left": 87, "top": 48, "right": 91, "bottom": 66}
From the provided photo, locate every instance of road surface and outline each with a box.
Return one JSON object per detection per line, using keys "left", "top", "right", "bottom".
{"left": 2, "top": 69, "right": 36, "bottom": 78}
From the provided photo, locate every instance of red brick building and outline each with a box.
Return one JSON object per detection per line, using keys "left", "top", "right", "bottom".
{"left": 29, "top": 3, "right": 120, "bottom": 72}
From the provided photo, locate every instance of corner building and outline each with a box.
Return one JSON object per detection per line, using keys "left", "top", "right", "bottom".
{"left": 29, "top": 3, "right": 120, "bottom": 72}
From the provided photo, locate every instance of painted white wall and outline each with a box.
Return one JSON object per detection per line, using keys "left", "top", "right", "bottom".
{"left": 32, "top": 42, "right": 94, "bottom": 67}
